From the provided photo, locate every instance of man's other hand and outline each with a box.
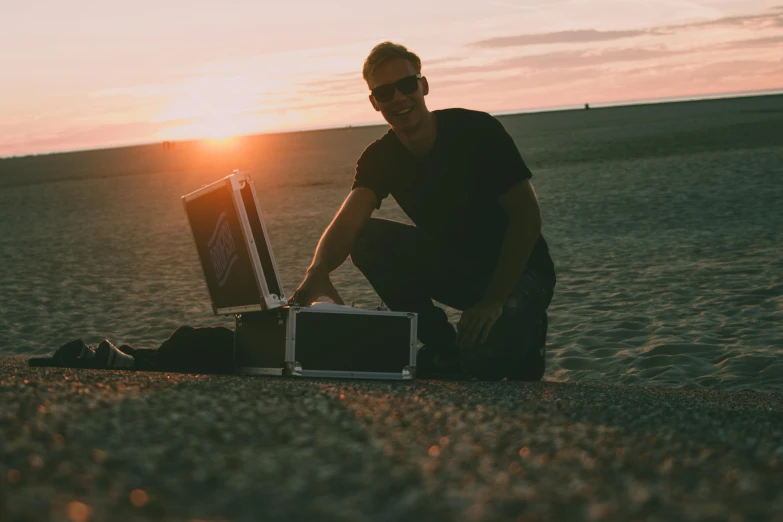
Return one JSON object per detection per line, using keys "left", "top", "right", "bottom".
{"left": 289, "top": 267, "right": 344, "bottom": 306}
{"left": 457, "top": 299, "right": 504, "bottom": 349}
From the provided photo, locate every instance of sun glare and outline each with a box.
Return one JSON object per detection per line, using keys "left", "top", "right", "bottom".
{"left": 154, "top": 75, "right": 273, "bottom": 141}
{"left": 167, "top": 117, "right": 256, "bottom": 142}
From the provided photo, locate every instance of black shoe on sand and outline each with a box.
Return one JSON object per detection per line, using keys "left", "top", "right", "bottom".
{"left": 460, "top": 312, "right": 548, "bottom": 381}
{"left": 416, "top": 345, "right": 464, "bottom": 379}
{"left": 507, "top": 313, "right": 548, "bottom": 382}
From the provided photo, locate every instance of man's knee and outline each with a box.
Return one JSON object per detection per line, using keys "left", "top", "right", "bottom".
{"left": 350, "top": 218, "right": 412, "bottom": 271}
{"left": 349, "top": 218, "right": 381, "bottom": 270}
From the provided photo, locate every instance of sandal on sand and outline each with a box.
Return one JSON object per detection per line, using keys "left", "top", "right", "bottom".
{"left": 55, "top": 339, "right": 96, "bottom": 362}
{"left": 95, "top": 340, "right": 136, "bottom": 369}
{"left": 29, "top": 339, "right": 99, "bottom": 368}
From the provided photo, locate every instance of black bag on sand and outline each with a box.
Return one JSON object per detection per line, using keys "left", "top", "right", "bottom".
{"left": 28, "top": 326, "right": 236, "bottom": 375}
{"left": 153, "top": 326, "right": 235, "bottom": 374}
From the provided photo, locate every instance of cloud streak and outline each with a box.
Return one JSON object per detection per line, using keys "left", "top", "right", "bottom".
{"left": 443, "top": 3, "right": 783, "bottom": 101}
{"left": 498, "top": 47, "right": 678, "bottom": 70}
{"left": 467, "top": 5, "right": 783, "bottom": 50}
{"left": 471, "top": 29, "right": 649, "bottom": 48}
{"left": 430, "top": 47, "right": 680, "bottom": 77}
{"left": 719, "top": 34, "right": 783, "bottom": 48}
{"left": 664, "top": 8, "right": 783, "bottom": 29}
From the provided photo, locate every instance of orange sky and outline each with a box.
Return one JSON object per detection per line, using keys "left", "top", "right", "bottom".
{"left": 1, "top": 0, "right": 782, "bottom": 157}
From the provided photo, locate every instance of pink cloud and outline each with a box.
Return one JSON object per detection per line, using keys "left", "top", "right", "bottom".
{"left": 664, "top": 7, "right": 783, "bottom": 29}
{"left": 471, "top": 29, "right": 648, "bottom": 48}
{"left": 465, "top": 5, "right": 783, "bottom": 50}
{"left": 718, "top": 35, "right": 783, "bottom": 48}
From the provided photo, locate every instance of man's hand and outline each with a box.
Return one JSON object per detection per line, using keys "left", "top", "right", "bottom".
{"left": 289, "top": 266, "right": 345, "bottom": 306}
{"left": 457, "top": 299, "right": 504, "bottom": 349}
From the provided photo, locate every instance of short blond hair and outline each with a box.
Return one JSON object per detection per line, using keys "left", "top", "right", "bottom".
{"left": 362, "top": 42, "right": 422, "bottom": 84}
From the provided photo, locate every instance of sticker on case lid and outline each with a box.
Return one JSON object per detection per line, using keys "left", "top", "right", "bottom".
{"left": 208, "top": 212, "right": 239, "bottom": 287}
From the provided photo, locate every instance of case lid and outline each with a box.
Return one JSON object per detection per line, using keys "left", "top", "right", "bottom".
{"left": 182, "top": 171, "right": 286, "bottom": 315}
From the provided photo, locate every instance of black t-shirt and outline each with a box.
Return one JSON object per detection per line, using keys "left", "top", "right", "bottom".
{"left": 351, "top": 108, "right": 554, "bottom": 279}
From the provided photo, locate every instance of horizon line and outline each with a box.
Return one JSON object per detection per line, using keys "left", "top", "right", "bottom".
{"left": 3, "top": 87, "right": 782, "bottom": 160}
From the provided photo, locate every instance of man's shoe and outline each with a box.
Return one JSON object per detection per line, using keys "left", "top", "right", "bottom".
{"left": 416, "top": 345, "right": 464, "bottom": 379}
{"left": 459, "top": 312, "right": 548, "bottom": 381}
{"left": 507, "top": 313, "right": 547, "bottom": 382}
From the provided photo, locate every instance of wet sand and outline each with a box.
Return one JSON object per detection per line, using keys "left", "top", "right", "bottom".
{"left": 2, "top": 356, "right": 782, "bottom": 521}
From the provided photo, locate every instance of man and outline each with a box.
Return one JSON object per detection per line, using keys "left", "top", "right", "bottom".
{"left": 290, "top": 42, "right": 555, "bottom": 380}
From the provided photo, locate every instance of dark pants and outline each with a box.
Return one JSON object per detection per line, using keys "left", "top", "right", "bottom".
{"left": 350, "top": 218, "right": 555, "bottom": 380}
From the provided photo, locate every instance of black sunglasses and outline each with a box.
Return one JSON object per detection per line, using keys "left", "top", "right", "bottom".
{"left": 370, "top": 74, "right": 423, "bottom": 103}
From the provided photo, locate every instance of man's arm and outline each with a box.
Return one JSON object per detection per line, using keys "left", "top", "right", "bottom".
{"left": 290, "top": 187, "right": 378, "bottom": 305}
{"left": 457, "top": 179, "right": 542, "bottom": 348}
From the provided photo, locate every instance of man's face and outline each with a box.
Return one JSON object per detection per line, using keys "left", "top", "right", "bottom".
{"left": 367, "top": 58, "right": 429, "bottom": 132}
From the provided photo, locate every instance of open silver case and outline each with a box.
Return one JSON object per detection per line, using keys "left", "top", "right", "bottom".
{"left": 182, "top": 171, "right": 418, "bottom": 380}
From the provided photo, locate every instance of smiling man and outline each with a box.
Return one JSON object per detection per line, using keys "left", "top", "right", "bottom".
{"left": 290, "top": 42, "right": 556, "bottom": 380}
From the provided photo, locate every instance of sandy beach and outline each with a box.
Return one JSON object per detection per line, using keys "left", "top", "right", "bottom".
{"left": 1, "top": 94, "right": 781, "bottom": 390}
{"left": 2, "top": 356, "right": 782, "bottom": 521}
{"left": 1, "top": 95, "right": 783, "bottom": 519}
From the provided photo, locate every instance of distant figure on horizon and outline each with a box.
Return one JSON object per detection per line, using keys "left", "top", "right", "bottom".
{"left": 585, "top": 103, "right": 590, "bottom": 110}
{"left": 289, "top": 42, "right": 556, "bottom": 380}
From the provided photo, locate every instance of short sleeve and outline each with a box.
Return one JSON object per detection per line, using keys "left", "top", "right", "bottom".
{"left": 476, "top": 115, "right": 532, "bottom": 196}
{"left": 351, "top": 140, "right": 391, "bottom": 209}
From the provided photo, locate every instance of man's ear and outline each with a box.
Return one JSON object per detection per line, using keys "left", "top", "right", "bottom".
{"left": 369, "top": 94, "right": 380, "bottom": 112}
{"left": 421, "top": 76, "right": 429, "bottom": 96}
